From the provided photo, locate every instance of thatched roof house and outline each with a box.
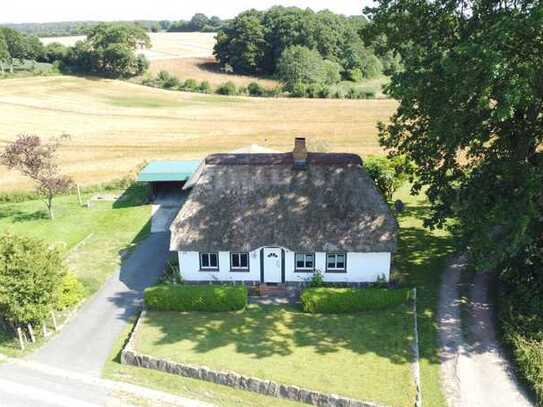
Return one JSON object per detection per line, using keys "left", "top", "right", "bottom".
{"left": 170, "top": 138, "right": 397, "bottom": 284}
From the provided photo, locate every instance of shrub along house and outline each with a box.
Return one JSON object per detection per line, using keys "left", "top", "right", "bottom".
{"left": 169, "top": 138, "right": 397, "bottom": 285}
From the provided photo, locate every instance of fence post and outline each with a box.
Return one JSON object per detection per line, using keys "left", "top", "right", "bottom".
{"left": 27, "top": 323, "right": 36, "bottom": 343}
{"left": 51, "top": 311, "right": 58, "bottom": 331}
{"left": 17, "top": 327, "right": 25, "bottom": 351}
{"left": 77, "top": 184, "right": 83, "bottom": 206}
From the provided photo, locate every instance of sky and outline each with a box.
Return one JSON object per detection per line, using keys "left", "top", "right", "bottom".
{"left": 2, "top": 1, "right": 373, "bottom": 24}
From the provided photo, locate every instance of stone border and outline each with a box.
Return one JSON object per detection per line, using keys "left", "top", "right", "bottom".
{"left": 121, "top": 310, "right": 387, "bottom": 407}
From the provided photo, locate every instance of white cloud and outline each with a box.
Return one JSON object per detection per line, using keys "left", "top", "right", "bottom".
{"left": 2, "top": 0, "right": 373, "bottom": 24}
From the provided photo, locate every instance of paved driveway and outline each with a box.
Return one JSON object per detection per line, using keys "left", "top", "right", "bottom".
{"left": 29, "top": 231, "right": 171, "bottom": 376}
{"left": 0, "top": 231, "right": 207, "bottom": 406}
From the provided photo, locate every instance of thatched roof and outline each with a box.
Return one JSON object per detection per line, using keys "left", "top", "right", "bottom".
{"left": 170, "top": 152, "right": 397, "bottom": 253}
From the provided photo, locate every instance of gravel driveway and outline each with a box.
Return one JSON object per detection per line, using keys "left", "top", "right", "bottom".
{"left": 438, "top": 255, "right": 534, "bottom": 407}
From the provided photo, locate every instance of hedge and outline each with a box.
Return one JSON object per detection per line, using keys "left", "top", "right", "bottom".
{"left": 301, "top": 287, "right": 411, "bottom": 313}
{"left": 144, "top": 285, "right": 247, "bottom": 312}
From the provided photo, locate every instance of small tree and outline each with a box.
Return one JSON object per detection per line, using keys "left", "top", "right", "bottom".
{"left": 0, "top": 234, "right": 66, "bottom": 326}
{"left": 365, "top": 155, "right": 411, "bottom": 201}
{"left": 0, "top": 135, "right": 73, "bottom": 219}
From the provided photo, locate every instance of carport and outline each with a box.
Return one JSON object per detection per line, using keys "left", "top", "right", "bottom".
{"left": 137, "top": 160, "right": 201, "bottom": 197}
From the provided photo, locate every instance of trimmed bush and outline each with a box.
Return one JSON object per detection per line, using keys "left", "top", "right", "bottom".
{"left": 144, "top": 285, "right": 247, "bottom": 312}
{"left": 301, "top": 287, "right": 411, "bottom": 314}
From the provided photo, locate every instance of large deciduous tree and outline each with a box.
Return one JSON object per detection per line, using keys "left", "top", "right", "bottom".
{"left": 66, "top": 23, "right": 150, "bottom": 78}
{"left": 0, "top": 135, "right": 73, "bottom": 220}
{"left": 366, "top": 1, "right": 543, "bottom": 269}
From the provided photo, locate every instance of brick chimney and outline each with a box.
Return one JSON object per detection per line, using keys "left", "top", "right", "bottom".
{"left": 292, "top": 137, "right": 307, "bottom": 169}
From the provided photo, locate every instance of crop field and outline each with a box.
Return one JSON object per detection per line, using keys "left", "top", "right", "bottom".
{"left": 148, "top": 57, "right": 279, "bottom": 88}
{"left": 0, "top": 76, "right": 397, "bottom": 191}
{"left": 42, "top": 32, "right": 217, "bottom": 60}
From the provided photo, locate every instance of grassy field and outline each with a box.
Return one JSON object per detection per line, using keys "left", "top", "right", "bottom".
{"left": 0, "top": 75, "right": 397, "bottom": 191}
{"left": 41, "top": 32, "right": 217, "bottom": 60}
{"left": 133, "top": 304, "right": 415, "bottom": 406}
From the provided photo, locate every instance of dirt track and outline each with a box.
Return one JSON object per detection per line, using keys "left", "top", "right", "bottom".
{"left": 438, "top": 255, "right": 533, "bottom": 407}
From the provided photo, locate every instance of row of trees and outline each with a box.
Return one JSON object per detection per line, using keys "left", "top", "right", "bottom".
{"left": 214, "top": 7, "right": 400, "bottom": 81}
{"left": 166, "top": 14, "right": 224, "bottom": 33}
{"left": 1, "top": 15, "right": 224, "bottom": 37}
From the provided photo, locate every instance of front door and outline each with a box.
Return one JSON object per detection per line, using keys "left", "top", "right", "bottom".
{"left": 263, "top": 247, "right": 282, "bottom": 283}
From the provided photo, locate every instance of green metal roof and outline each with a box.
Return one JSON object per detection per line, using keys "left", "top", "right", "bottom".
{"left": 137, "top": 160, "right": 201, "bottom": 182}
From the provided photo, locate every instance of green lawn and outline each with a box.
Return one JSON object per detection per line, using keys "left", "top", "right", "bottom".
{"left": 392, "top": 185, "right": 456, "bottom": 406}
{"left": 103, "top": 320, "right": 305, "bottom": 407}
{"left": 133, "top": 304, "right": 415, "bottom": 407}
{"left": 0, "top": 187, "right": 151, "bottom": 354}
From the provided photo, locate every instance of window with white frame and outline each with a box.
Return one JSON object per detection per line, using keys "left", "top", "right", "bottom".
{"left": 295, "top": 253, "right": 314, "bottom": 271}
{"left": 326, "top": 253, "right": 346, "bottom": 272}
{"left": 200, "top": 252, "right": 218, "bottom": 270}
{"left": 230, "top": 252, "right": 249, "bottom": 271}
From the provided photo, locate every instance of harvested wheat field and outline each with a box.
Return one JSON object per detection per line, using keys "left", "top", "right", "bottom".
{"left": 149, "top": 57, "right": 279, "bottom": 88}
{"left": 42, "top": 32, "right": 217, "bottom": 60}
{"left": 0, "top": 76, "right": 397, "bottom": 191}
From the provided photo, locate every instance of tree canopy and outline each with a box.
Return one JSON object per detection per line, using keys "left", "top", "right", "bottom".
{"left": 277, "top": 45, "right": 341, "bottom": 92}
{"left": 367, "top": 0, "right": 543, "bottom": 270}
{"left": 0, "top": 27, "right": 45, "bottom": 72}
{"left": 214, "top": 7, "right": 392, "bottom": 80}
{"left": 66, "top": 22, "right": 150, "bottom": 78}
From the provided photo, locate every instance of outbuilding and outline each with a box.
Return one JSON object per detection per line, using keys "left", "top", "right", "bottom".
{"left": 137, "top": 160, "right": 200, "bottom": 197}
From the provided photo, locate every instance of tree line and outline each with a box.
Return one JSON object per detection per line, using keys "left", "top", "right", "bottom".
{"left": 213, "top": 7, "right": 400, "bottom": 86}
{"left": 0, "top": 23, "right": 150, "bottom": 78}
{"left": 1, "top": 14, "right": 225, "bottom": 37}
